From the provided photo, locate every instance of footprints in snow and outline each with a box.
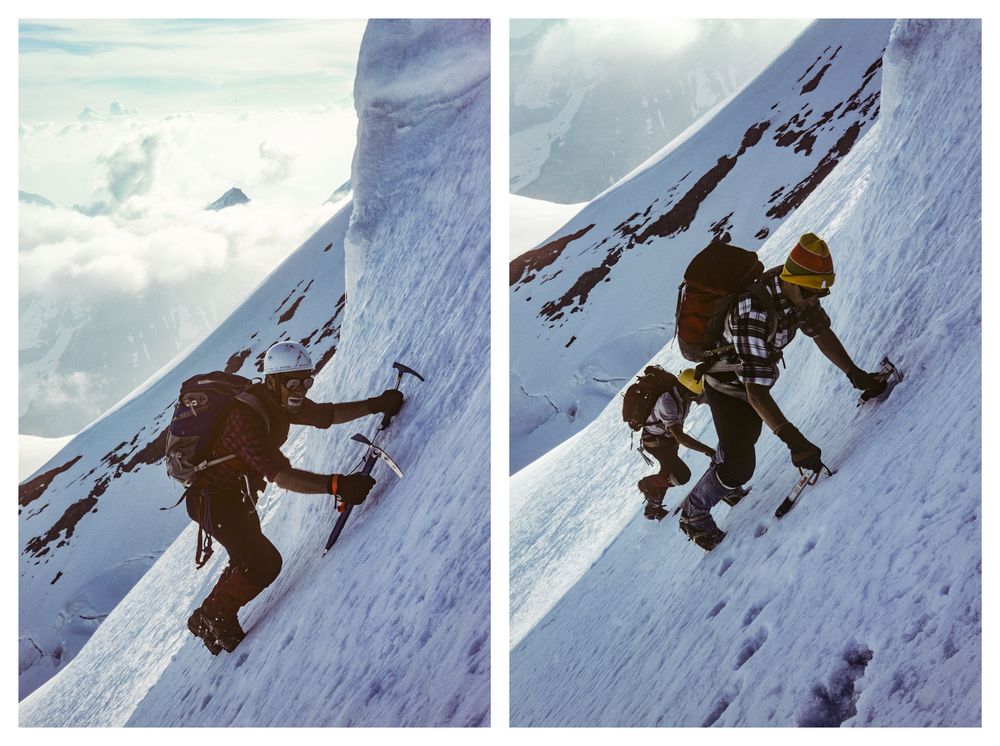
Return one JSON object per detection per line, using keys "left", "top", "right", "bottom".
{"left": 702, "top": 684, "right": 741, "bottom": 727}
{"left": 901, "top": 613, "right": 936, "bottom": 643}
{"left": 699, "top": 596, "right": 772, "bottom": 725}
{"left": 735, "top": 628, "right": 769, "bottom": 670}
{"left": 707, "top": 600, "right": 727, "bottom": 619}
{"left": 704, "top": 597, "right": 770, "bottom": 627}
{"left": 701, "top": 638, "right": 875, "bottom": 727}
{"left": 742, "top": 601, "right": 768, "bottom": 627}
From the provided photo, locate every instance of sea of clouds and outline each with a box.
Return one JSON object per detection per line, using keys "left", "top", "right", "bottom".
{"left": 19, "top": 102, "right": 357, "bottom": 436}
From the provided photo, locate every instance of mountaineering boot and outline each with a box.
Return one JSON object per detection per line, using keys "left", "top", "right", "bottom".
{"left": 679, "top": 512, "right": 726, "bottom": 551}
{"left": 198, "top": 606, "right": 246, "bottom": 653}
{"left": 643, "top": 494, "right": 667, "bottom": 521}
{"left": 677, "top": 465, "right": 733, "bottom": 549}
{"left": 638, "top": 474, "right": 673, "bottom": 521}
{"left": 187, "top": 607, "right": 223, "bottom": 655}
{"left": 721, "top": 485, "right": 750, "bottom": 507}
{"left": 190, "top": 564, "right": 262, "bottom": 653}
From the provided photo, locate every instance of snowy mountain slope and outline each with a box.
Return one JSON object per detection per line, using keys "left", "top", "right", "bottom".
{"left": 326, "top": 177, "right": 352, "bottom": 204}
{"left": 509, "top": 19, "right": 895, "bottom": 474}
{"left": 510, "top": 19, "right": 980, "bottom": 727}
{"left": 510, "top": 20, "right": 808, "bottom": 204}
{"left": 20, "top": 18, "right": 489, "bottom": 726}
{"left": 19, "top": 200, "right": 351, "bottom": 701}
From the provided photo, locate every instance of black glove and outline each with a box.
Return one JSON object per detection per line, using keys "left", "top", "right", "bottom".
{"left": 848, "top": 367, "right": 887, "bottom": 401}
{"left": 335, "top": 473, "right": 376, "bottom": 505}
{"left": 775, "top": 423, "right": 824, "bottom": 473}
{"left": 367, "top": 389, "right": 404, "bottom": 417}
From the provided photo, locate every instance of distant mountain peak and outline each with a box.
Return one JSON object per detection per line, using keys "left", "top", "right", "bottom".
{"left": 325, "top": 178, "right": 352, "bottom": 204}
{"left": 206, "top": 187, "right": 250, "bottom": 211}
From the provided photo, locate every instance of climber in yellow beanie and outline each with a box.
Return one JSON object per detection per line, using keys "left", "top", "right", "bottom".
{"left": 677, "top": 233, "right": 886, "bottom": 550}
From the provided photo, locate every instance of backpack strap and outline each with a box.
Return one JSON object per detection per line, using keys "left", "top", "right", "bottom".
{"left": 195, "top": 489, "right": 214, "bottom": 569}
{"left": 723, "top": 280, "right": 777, "bottom": 345}
{"left": 235, "top": 392, "right": 271, "bottom": 435}
{"left": 184, "top": 392, "right": 272, "bottom": 487}
{"left": 747, "top": 280, "right": 778, "bottom": 344}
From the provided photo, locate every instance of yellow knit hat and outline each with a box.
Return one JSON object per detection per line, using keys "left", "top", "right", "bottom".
{"left": 779, "top": 233, "right": 836, "bottom": 290}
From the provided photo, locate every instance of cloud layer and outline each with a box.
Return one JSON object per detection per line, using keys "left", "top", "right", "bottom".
{"left": 18, "top": 20, "right": 365, "bottom": 436}
{"left": 513, "top": 19, "right": 811, "bottom": 108}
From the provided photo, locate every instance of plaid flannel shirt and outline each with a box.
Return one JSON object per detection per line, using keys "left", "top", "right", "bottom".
{"left": 197, "top": 404, "right": 291, "bottom": 494}
{"left": 726, "top": 267, "right": 831, "bottom": 388}
{"left": 193, "top": 392, "right": 344, "bottom": 494}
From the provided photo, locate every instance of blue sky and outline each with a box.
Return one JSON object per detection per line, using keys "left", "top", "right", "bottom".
{"left": 19, "top": 19, "right": 365, "bottom": 122}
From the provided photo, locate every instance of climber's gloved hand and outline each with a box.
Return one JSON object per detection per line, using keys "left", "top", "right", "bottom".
{"left": 331, "top": 473, "right": 376, "bottom": 505}
{"left": 366, "top": 389, "right": 404, "bottom": 417}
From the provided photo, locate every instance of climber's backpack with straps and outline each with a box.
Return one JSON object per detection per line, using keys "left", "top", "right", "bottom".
{"left": 164, "top": 372, "right": 270, "bottom": 488}
{"left": 622, "top": 366, "right": 681, "bottom": 431}
{"left": 675, "top": 240, "right": 772, "bottom": 362}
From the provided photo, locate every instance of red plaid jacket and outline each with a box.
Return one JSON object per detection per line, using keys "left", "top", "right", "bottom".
{"left": 194, "top": 389, "right": 337, "bottom": 495}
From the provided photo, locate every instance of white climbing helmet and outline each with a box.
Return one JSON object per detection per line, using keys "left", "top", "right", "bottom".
{"left": 262, "top": 341, "right": 313, "bottom": 376}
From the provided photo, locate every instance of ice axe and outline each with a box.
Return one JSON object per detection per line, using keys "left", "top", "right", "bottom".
{"left": 775, "top": 463, "right": 835, "bottom": 518}
{"left": 857, "top": 356, "right": 903, "bottom": 407}
{"left": 323, "top": 360, "right": 425, "bottom": 553}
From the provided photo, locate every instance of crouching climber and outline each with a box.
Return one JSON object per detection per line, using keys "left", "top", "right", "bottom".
{"left": 623, "top": 366, "right": 716, "bottom": 520}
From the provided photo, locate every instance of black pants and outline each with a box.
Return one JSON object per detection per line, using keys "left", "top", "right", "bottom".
{"left": 186, "top": 489, "right": 282, "bottom": 590}
{"left": 644, "top": 437, "right": 692, "bottom": 486}
{"left": 705, "top": 384, "right": 763, "bottom": 487}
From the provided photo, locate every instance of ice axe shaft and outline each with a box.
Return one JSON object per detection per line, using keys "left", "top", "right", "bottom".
{"left": 775, "top": 464, "right": 834, "bottom": 518}
{"left": 324, "top": 360, "right": 424, "bottom": 553}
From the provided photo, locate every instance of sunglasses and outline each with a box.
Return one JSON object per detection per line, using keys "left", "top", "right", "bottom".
{"left": 281, "top": 376, "right": 314, "bottom": 391}
{"left": 799, "top": 287, "right": 830, "bottom": 300}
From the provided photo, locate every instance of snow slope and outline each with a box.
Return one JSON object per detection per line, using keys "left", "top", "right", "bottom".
{"left": 510, "top": 19, "right": 894, "bottom": 474}
{"left": 510, "top": 19, "right": 980, "bottom": 727}
{"left": 20, "top": 19, "right": 490, "bottom": 726}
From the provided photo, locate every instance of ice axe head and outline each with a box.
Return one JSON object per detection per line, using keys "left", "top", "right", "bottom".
{"left": 391, "top": 361, "right": 425, "bottom": 387}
